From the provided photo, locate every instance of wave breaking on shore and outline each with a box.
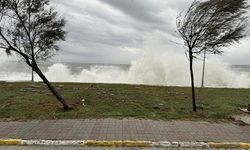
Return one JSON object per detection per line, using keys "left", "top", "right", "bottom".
{"left": 0, "top": 52, "right": 250, "bottom": 88}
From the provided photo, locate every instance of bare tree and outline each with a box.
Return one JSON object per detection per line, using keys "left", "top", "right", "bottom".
{"left": 0, "top": 0, "right": 71, "bottom": 110}
{"left": 177, "top": 0, "right": 248, "bottom": 112}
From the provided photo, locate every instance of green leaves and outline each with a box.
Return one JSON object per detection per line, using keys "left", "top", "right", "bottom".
{"left": 177, "top": 0, "right": 249, "bottom": 56}
{"left": 0, "top": 0, "right": 66, "bottom": 61}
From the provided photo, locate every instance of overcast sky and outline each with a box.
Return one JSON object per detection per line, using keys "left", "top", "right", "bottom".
{"left": 4, "top": 0, "right": 249, "bottom": 65}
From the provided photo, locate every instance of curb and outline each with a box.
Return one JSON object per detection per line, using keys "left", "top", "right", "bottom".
{"left": 209, "top": 142, "right": 250, "bottom": 149}
{"left": 85, "top": 140, "right": 150, "bottom": 147}
{"left": 0, "top": 139, "right": 22, "bottom": 145}
{"left": 0, "top": 139, "right": 250, "bottom": 148}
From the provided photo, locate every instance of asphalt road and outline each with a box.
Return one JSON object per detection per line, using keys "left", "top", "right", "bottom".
{"left": 0, "top": 146, "right": 245, "bottom": 150}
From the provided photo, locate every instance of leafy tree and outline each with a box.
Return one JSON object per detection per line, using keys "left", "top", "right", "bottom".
{"left": 176, "top": 0, "right": 248, "bottom": 112}
{"left": 0, "top": 0, "right": 70, "bottom": 110}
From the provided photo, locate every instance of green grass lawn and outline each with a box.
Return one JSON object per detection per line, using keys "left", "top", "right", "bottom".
{"left": 0, "top": 82, "right": 249, "bottom": 121}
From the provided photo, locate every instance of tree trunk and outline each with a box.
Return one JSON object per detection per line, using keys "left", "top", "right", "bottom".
{"left": 189, "top": 51, "right": 197, "bottom": 112}
{"left": 33, "top": 66, "right": 71, "bottom": 110}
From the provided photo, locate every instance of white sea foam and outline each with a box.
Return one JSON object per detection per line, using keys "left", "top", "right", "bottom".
{"left": 127, "top": 51, "right": 250, "bottom": 88}
{"left": 1, "top": 52, "right": 249, "bottom": 88}
{"left": 44, "top": 63, "right": 128, "bottom": 83}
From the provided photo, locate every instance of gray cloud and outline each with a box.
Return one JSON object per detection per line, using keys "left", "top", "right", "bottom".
{"left": 48, "top": 0, "right": 250, "bottom": 65}
{"left": 100, "top": 0, "right": 165, "bottom": 24}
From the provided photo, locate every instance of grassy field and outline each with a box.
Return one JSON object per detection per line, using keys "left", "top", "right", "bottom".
{"left": 0, "top": 82, "right": 249, "bottom": 121}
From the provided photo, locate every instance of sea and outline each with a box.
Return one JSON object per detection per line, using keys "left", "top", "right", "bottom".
{"left": 0, "top": 57, "right": 250, "bottom": 88}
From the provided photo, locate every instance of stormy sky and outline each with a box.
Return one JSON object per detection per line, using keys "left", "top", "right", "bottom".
{"left": 2, "top": 0, "right": 249, "bottom": 65}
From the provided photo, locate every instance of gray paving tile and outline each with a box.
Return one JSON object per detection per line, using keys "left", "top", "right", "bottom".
{"left": 0, "top": 119, "right": 250, "bottom": 142}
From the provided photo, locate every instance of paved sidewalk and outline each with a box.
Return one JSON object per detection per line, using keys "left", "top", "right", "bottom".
{"left": 0, "top": 119, "right": 250, "bottom": 142}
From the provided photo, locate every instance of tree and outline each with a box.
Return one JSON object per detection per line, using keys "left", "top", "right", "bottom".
{"left": 176, "top": 0, "right": 248, "bottom": 112}
{"left": 0, "top": 0, "right": 71, "bottom": 110}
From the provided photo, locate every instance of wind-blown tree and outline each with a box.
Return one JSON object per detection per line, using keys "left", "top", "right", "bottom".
{"left": 0, "top": 0, "right": 71, "bottom": 110}
{"left": 176, "top": 0, "right": 248, "bottom": 112}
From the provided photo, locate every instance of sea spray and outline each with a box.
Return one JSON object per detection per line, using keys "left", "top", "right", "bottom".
{"left": 76, "top": 65, "right": 128, "bottom": 83}
{"left": 45, "top": 64, "right": 72, "bottom": 82}
{"left": 41, "top": 54, "right": 250, "bottom": 88}
{"left": 0, "top": 53, "right": 249, "bottom": 88}
{"left": 45, "top": 63, "right": 129, "bottom": 83}
{"left": 0, "top": 53, "right": 250, "bottom": 88}
{"left": 127, "top": 51, "right": 250, "bottom": 88}
{"left": 127, "top": 52, "right": 168, "bottom": 85}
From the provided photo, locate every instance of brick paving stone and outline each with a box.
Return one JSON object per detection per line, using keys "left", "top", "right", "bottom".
{"left": 0, "top": 119, "right": 250, "bottom": 142}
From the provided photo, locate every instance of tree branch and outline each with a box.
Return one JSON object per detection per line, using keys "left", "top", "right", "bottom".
{"left": 0, "top": 29, "right": 32, "bottom": 67}
{"left": 13, "top": 2, "right": 35, "bottom": 61}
